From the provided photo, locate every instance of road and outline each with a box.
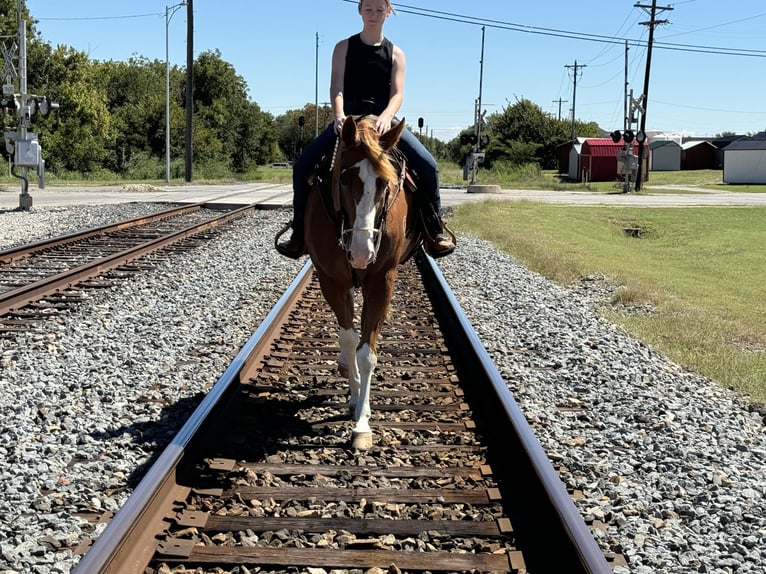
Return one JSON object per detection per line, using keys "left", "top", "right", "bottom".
{"left": 1, "top": 182, "right": 765, "bottom": 211}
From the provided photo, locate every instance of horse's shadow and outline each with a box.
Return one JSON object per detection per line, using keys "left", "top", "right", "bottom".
{"left": 90, "top": 376, "right": 349, "bottom": 490}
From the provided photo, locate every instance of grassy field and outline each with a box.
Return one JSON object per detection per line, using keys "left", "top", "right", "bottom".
{"left": 448, "top": 200, "right": 766, "bottom": 405}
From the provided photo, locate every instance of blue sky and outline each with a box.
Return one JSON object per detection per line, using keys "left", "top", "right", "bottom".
{"left": 23, "top": 0, "right": 766, "bottom": 141}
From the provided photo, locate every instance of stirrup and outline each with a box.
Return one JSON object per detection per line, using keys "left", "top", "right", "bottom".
{"left": 424, "top": 221, "right": 456, "bottom": 258}
{"left": 274, "top": 219, "right": 292, "bottom": 249}
{"left": 274, "top": 220, "right": 306, "bottom": 259}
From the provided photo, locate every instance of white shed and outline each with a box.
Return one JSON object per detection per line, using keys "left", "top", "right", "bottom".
{"left": 649, "top": 140, "right": 681, "bottom": 171}
{"left": 567, "top": 137, "right": 588, "bottom": 181}
{"left": 723, "top": 140, "right": 766, "bottom": 184}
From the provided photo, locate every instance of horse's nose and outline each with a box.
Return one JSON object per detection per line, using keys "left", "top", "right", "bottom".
{"left": 348, "top": 249, "right": 373, "bottom": 269}
{"left": 348, "top": 240, "right": 375, "bottom": 269}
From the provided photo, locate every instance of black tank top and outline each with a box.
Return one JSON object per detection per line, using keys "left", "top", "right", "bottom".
{"left": 343, "top": 33, "right": 393, "bottom": 116}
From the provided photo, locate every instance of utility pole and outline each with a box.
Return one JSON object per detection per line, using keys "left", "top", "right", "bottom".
{"left": 621, "top": 40, "right": 631, "bottom": 194}
{"left": 471, "top": 25, "right": 486, "bottom": 185}
{"left": 315, "top": 32, "right": 319, "bottom": 137}
{"left": 552, "top": 98, "right": 568, "bottom": 121}
{"left": 634, "top": 0, "right": 672, "bottom": 191}
{"left": 565, "top": 60, "right": 586, "bottom": 140}
{"left": 623, "top": 40, "right": 629, "bottom": 135}
{"left": 184, "top": 0, "right": 193, "bottom": 182}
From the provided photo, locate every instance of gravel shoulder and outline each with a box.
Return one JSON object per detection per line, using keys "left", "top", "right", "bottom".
{"left": 0, "top": 204, "right": 763, "bottom": 573}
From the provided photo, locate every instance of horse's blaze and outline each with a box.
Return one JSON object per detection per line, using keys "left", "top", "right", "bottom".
{"left": 347, "top": 159, "right": 377, "bottom": 269}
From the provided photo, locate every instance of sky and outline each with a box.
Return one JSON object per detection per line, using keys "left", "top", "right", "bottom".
{"left": 19, "top": 0, "right": 766, "bottom": 142}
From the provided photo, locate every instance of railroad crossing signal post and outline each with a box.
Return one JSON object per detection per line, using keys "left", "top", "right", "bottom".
{"left": 610, "top": 128, "right": 645, "bottom": 193}
{"left": 2, "top": 7, "right": 58, "bottom": 211}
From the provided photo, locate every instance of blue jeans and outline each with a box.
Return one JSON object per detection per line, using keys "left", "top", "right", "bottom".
{"left": 291, "top": 121, "right": 441, "bottom": 220}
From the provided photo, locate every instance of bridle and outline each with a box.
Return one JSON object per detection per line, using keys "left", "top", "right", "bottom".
{"left": 330, "top": 132, "right": 406, "bottom": 264}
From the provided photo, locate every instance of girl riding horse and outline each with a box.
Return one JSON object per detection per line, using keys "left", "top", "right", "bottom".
{"left": 277, "top": 0, "right": 455, "bottom": 260}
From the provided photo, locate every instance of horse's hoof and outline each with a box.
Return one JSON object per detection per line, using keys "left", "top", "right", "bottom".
{"left": 351, "top": 431, "right": 373, "bottom": 450}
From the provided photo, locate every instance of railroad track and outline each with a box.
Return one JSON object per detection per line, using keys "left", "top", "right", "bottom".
{"left": 73, "top": 252, "right": 621, "bottom": 573}
{"left": 0, "top": 202, "right": 260, "bottom": 333}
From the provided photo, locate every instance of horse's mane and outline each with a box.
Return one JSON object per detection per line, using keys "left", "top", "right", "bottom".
{"left": 353, "top": 116, "right": 400, "bottom": 187}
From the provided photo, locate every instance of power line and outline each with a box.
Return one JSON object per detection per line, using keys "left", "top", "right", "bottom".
{"left": 339, "top": 0, "right": 766, "bottom": 59}
{"left": 34, "top": 13, "right": 161, "bottom": 21}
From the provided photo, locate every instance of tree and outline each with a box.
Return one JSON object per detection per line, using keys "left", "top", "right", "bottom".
{"left": 231, "top": 101, "right": 277, "bottom": 172}
{"left": 32, "top": 46, "right": 113, "bottom": 173}
{"left": 469, "top": 98, "right": 600, "bottom": 169}
{"left": 275, "top": 104, "right": 333, "bottom": 163}
{"left": 92, "top": 58, "right": 166, "bottom": 172}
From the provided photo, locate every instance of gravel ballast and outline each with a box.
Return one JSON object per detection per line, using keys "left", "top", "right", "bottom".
{"left": 0, "top": 203, "right": 764, "bottom": 574}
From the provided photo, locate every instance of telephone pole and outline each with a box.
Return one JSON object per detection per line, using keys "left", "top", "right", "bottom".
{"left": 553, "top": 98, "right": 568, "bottom": 121}
{"left": 565, "top": 60, "right": 585, "bottom": 140}
{"left": 634, "top": 0, "right": 672, "bottom": 191}
{"left": 184, "top": 0, "right": 193, "bottom": 182}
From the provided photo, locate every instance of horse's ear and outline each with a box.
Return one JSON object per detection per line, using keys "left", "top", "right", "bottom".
{"left": 341, "top": 115, "right": 357, "bottom": 145}
{"left": 380, "top": 117, "right": 406, "bottom": 151}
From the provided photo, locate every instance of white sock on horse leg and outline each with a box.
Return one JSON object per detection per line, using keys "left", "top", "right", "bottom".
{"left": 339, "top": 327, "right": 360, "bottom": 404}
{"left": 353, "top": 343, "right": 377, "bottom": 432}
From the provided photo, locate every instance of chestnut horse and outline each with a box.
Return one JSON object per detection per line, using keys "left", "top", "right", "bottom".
{"left": 305, "top": 115, "right": 419, "bottom": 450}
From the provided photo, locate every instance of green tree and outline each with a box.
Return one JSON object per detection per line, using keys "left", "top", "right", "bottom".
{"left": 92, "top": 58, "right": 166, "bottom": 172}
{"left": 192, "top": 49, "right": 277, "bottom": 171}
{"left": 32, "top": 46, "right": 113, "bottom": 173}
{"left": 231, "top": 101, "right": 277, "bottom": 171}
{"left": 470, "top": 98, "right": 601, "bottom": 169}
{"left": 275, "top": 104, "right": 333, "bottom": 163}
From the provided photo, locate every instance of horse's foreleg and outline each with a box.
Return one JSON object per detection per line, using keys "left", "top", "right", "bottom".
{"left": 338, "top": 327, "right": 360, "bottom": 412}
{"left": 351, "top": 343, "right": 377, "bottom": 450}
{"left": 351, "top": 268, "right": 396, "bottom": 450}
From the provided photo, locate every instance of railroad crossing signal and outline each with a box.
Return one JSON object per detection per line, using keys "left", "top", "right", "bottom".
{"left": 1, "top": 12, "right": 60, "bottom": 210}
{"left": 610, "top": 129, "right": 645, "bottom": 144}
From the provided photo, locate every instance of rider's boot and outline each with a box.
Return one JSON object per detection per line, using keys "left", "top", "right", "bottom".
{"left": 276, "top": 216, "right": 306, "bottom": 259}
{"left": 422, "top": 206, "right": 456, "bottom": 258}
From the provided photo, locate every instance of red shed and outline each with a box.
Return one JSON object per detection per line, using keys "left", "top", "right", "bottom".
{"left": 580, "top": 139, "right": 648, "bottom": 182}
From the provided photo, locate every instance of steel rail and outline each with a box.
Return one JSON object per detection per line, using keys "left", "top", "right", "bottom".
{"left": 0, "top": 203, "right": 258, "bottom": 316}
{"left": 416, "top": 252, "right": 612, "bottom": 574}
{"left": 74, "top": 252, "right": 613, "bottom": 573}
{"left": 0, "top": 203, "right": 207, "bottom": 264}
{"left": 72, "top": 262, "right": 315, "bottom": 574}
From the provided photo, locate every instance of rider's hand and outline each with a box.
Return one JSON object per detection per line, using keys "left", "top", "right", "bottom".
{"left": 375, "top": 112, "right": 394, "bottom": 134}
{"left": 334, "top": 114, "right": 346, "bottom": 134}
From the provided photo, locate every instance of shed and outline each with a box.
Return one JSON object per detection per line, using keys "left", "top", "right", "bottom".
{"left": 681, "top": 141, "right": 716, "bottom": 170}
{"left": 557, "top": 137, "right": 587, "bottom": 177}
{"left": 649, "top": 140, "right": 681, "bottom": 171}
{"left": 712, "top": 135, "right": 747, "bottom": 169}
{"left": 723, "top": 140, "right": 766, "bottom": 184}
{"left": 579, "top": 139, "right": 647, "bottom": 182}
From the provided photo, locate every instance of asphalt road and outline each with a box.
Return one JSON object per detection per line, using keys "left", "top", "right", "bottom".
{"left": 1, "top": 182, "right": 765, "bottom": 211}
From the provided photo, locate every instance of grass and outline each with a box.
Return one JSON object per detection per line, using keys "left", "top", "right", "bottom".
{"left": 448, "top": 200, "right": 766, "bottom": 404}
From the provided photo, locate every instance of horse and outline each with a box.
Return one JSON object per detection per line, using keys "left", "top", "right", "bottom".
{"left": 304, "top": 115, "right": 420, "bottom": 450}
